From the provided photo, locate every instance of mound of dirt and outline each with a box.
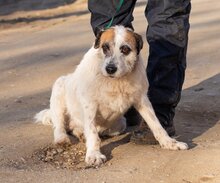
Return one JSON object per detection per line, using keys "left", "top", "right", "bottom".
{"left": 33, "top": 143, "right": 87, "bottom": 170}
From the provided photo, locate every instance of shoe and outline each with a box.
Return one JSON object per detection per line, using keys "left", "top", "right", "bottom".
{"left": 130, "top": 124, "right": 175, "bottom": 145}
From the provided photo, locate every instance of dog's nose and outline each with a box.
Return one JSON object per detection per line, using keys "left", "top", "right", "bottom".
{"left": 106, "top": 64, "right": 117, "bottom": 74}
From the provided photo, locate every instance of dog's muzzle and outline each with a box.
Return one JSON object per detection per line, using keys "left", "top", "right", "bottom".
{"left": 105, "top": 63, "right": 117, "bottom": 75}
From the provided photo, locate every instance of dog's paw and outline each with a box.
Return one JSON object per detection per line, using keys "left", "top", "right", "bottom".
{"left": 160, "top": 138, "right": 188, "bottom": 150}
{"left": 54, "top": 134, "right": 71, "bottom": 145}
{"left": 85, "top": 151, "right": 107, "bottom": 166}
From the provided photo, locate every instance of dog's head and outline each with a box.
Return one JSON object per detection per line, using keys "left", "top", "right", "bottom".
{"left": 94, "top": 26, "right": 143, "bottom": 78}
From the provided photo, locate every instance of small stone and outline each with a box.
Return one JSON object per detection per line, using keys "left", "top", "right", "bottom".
{"left": 15, "top": 99, "right": 22, "bottom": 103}
{"left": 78, "top": 151, "right": 84, "bottom": 156}
{"left": 46, "top": 151, "right": 53, "bottom": 157}
{"left": 63, "top": 151, "right": 68, "bottom": 155}
{"left": 20, "top": 157, "right": 26, "bottom": 163}
{"left": 50, "top": 53, "right": 60, "bottom": 57}
{"left": 54, "top": 161, "right": 59, "bottom": 165}
{"left": 57, "top": 148, "right": 64, "bottom": 153}
{"left": 51, "top": 149, "right": 57, "bottom": 155}
{"left": 44, "top": 158, "right": 49, "bottom": 162}
{"left": 194, "top": 87, "right": 204, "bottom": 92}
{"left": 212, "top": 81, "right": 217, "bottom": 84}
{"left": 63, "top": 154, "right": 70, "bottom": 159}
{"left": 107, "top": 162, "right": 112, "bottom": 166}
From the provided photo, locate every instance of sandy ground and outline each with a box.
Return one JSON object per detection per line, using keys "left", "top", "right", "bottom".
{"left": 0, "top": 0, "right": 220, "bottom": 182}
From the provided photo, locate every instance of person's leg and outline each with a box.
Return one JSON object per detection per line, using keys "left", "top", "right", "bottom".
{"left": 131, "top": 0, "right": 191, "bottom": 144}
{"left": 146, "top": 0, "right": 191, "bottom": 129}
{"left": 88, "top": 0, "right": 137, "bottom": 36}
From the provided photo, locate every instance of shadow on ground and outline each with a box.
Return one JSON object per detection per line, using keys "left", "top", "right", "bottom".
{"left": 175, "top": 73, "right": 220, "bottom": 148}
{"left": 0, "top": 0, "right": 77, "bottom": 16}
{"left": 0, "top": 10, "right": 89, "bottom": 24}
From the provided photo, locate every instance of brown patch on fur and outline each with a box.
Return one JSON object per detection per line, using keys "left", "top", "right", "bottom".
{"left": 124, "top": 30, "right": 143, "bottom": 55}
{"left": 124, "top": 30, "right": 137, "bottom": 50}
{"left": 100, "top": 28, "right": 115, "bottom": 46}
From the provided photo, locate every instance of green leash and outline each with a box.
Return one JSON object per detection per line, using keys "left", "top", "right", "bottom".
{"left": 105, "top": 0, "right": 124, "bottom": 29}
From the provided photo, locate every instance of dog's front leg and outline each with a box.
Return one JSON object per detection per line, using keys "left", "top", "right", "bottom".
{"left": 134, "top": 95, "right": 188, "bottom": 150}
{"left": 83, "top": 104, "right": 106, "bottom": 166}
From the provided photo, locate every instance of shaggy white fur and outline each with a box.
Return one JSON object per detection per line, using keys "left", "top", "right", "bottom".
{"left": 35, "top": 26, "right": 188, "bottom": 166}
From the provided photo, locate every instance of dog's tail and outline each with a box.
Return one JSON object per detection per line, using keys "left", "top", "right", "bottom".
{"left": 34, "top": 109, "right": 52, "bottom": 125}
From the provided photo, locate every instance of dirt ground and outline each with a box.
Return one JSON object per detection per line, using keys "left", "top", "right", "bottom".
{"left": 0, "top": 0, "right": 220, "bottom": 182}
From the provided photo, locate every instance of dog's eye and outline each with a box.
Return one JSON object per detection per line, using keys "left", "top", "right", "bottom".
{"left": 120, "top": 45, "right": 131, "bottom": 55}
{"left": 102, "top": 43, "right": 110, "bottom": 54}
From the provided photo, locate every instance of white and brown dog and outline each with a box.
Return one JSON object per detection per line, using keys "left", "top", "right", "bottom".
{"left": 35, "top": 26, "right": 188, "bottom": 166}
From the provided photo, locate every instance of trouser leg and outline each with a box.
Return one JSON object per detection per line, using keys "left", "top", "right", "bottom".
{"left": 88, "top": 0, "right": 137, "bottom": 36}
{"left": 146, "top": 0, "right": 191, "bottom": 128}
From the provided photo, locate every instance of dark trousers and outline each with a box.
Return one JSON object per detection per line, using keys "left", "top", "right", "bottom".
{"left": 88, "top": 0, "right": 191, "bottom": 128}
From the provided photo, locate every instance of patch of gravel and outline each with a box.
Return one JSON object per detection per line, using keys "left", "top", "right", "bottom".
{"left": 5, "top": 133, "right": 131, "bottom": 171}
{"left": 33, "top": 143, "right": 88, "bottom": 170}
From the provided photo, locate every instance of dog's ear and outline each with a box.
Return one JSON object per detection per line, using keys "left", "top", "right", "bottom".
{"left": 94, "top": 30, "right": 104, "bottom": 49}
{"left": 134, "top": 33, "right": 143, "bottom": 55}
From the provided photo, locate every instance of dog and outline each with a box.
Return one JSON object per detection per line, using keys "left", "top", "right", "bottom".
{"left": 35, "top": 26, "right": 188, "bottom": 166}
